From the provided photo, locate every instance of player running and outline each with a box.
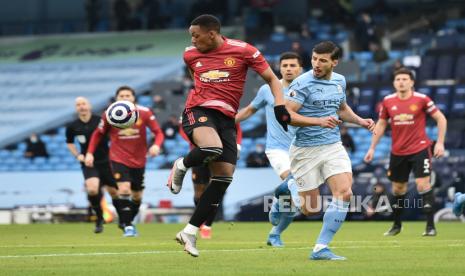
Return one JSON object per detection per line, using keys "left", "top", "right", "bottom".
{"left": 85, "top": 86, "right": 165, "bottom": 237}
{"left": 285, "top": 41, "right": 375, "bottom": 260}
{"left": 66, "top": 97, "right": 119, "bottom": 234}
{"left": 236, "top": 52, "right": 303, "bottom": 247}
{"left": 364, "top": 68, "right": 447, "bottom": 236}
{"left": 168, "top": 14, "right": 290, "bottom": 257}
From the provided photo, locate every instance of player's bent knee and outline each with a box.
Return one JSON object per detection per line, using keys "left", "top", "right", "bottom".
{"left": 200, "top": 147, "right": 223, "bottom": 164}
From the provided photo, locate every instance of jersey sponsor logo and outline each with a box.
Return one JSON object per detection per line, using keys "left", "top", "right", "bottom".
{"left": 312, "top": 97, "right": 344, "bottom": 106}
{"left": 198, "top": 116, "right": 208, "bottom": 123}
{"left": 393, "top": 113, "right": 414, "bottom": 125}
{"left": 118, "top": 128, "right": 140, "bottom": 138}
{"left": 199, "top": 70, "right": 230, "bottom": 82}
{"left": 252, "top": 50, "right": 261, "bottom": 59}
{"left": 196, "top": 61, "right": 202, "bottom": 67}
{"left": 409, "top": 104, "right": 418, "bottom": 112}
{"left": 224, "top": 57, "right": 235, "bottom": 67}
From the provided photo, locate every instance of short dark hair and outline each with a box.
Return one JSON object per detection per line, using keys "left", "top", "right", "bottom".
{"left": 393, "top": 67, "right": 415, "bottom": 80}
{"left": 191, "top": 14, "right": 221, "bottom": 33}
{"left": 115, "top": 86, "right": 135, "bottom": 98}
{"left": 279, "top": 52, "right": 303, "bottom": 67}
{"left": 312, "top": 41, "right": 342, "bottom": 60}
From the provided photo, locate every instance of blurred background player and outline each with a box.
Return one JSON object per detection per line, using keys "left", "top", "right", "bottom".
{"left": 179, "top": 119, "right": 243, "bottom": 239}
{"left": 168, "top": 14, "right": 290, "bottom": 257}
{"left": 285, "top": 41, "right": 375, "bottom": 260}
{"left": 66, "top": 97, "right": 119, "bottom": 233}
{"left": 364, "top": 68, "right": 447, "bottom": 237}
{"left": 85, "top": 86, "right": 165, "bottom": 237}
{"left": 453, "top": 192, "right": 465, "bottom": 217}
{"left": 236, "top": 52, "right": 303, "bottom": 247}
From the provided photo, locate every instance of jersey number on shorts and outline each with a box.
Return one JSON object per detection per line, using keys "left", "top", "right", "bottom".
{"left": 423, "top": 159, "right": 430, "bottom": 174}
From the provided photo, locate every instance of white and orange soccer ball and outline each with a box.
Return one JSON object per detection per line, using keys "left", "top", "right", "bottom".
{"left": 105, "top": 100, "right": 138, "bottom": 129}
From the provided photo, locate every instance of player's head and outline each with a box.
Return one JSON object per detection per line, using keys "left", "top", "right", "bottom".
{"left": 311, "top": 41, "right": 341, "bottom": 79}
{"left": 189, "top": 14, "right": 221, "bottom": 53}
{"left": 74, "top": 96, "right": 91, "bottom": 116}
{"left": 279, "top": 52, "right": 303, "bottom": 82}
{"left": 393, "top": 67, "right": 415, "bottom": 94}
{"left": 115, "top": 86, "right": 136, "bottom": 103}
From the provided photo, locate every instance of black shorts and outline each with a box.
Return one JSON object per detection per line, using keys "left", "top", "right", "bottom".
{"left": 111, "top": 161, "right": 145, "bottom": 191}
{"left": 192, "top": 165, "right": 211, "bottom": 185}
{"left": 81, "top": 162, "right": 117, "bottom": 189}
{"left": 387, "top": 147, "right": 432, "bottom": 183}
{"left": 182, "top": 107, "right": 237, "bottom": 165}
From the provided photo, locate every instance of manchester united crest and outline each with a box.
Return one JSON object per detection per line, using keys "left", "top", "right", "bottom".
{"left": 409, "top": 104, "right": 418, "bottom": 112}
{"left": 224, "top": 57, "right": 235, "bottom": 67}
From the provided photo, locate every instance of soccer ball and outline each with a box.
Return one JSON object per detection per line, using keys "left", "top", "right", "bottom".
{"left": 105, "top": 100, "right": 138, "bottom": 129}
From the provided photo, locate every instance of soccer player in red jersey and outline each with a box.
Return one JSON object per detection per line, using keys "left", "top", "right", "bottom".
{"left": 169, "top": 14, "right": 290, "bottom": 257}
{"left": 179, "top": 121, "right": 242, "bottom": 239}
{"left": 364, "top": 68, "right": 447, "bottom": 236}
{"left": 85, "top": 86, "right": 165, "bottom": 237}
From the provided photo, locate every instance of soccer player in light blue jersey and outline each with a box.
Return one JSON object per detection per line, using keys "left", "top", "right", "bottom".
{"left": 285, "top": 41, "right": 375, "bottom": 260}
{"left": 236, "top": 52, "right": 303, "bottom": 247}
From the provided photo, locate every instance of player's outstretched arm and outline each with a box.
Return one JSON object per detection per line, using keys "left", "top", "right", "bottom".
{"left": 285, "top": 100, "right": 340, "bottom": 128}
{"left": 430, "top": 110, "right": 447, "bottom": 158}
{"left": 235, "top": 105, "right": 257, "bottom": 123}
{"left": 338, "top": 102, "right": 375, "bottom": 131}
{"left": 259, "top": 67, "right": 290, "bottom": 131}
{"left": 364, "top": 119, "right": 388, "bottom": 163}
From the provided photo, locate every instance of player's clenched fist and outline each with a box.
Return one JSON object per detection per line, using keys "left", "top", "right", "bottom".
{"left": 318, "top": 116, "right": 342, "bottom": 128}
{"left": 359, "top": 118, "right": 375, "bottom": 132}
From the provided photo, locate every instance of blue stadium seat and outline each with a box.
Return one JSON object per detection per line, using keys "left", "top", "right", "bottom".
{"left": 378, "top": 87, "right": 393, "bottom": 99}
{"left": 417, "top": 86, "right": 434, "bottom": 98}
{"left": 434, "top": 86, "right": 451, "bottom": 115}
{"left": 435, "top": 55, "right": 455, "bottom": 79}
{"left": 451, "top": 86, "right": 465, "bottom": 117}
{"left": 417, "top": 55, "right": 436, "bottom": 81}
{"left": 454, "top": 55, "right": 465, "bottom": 81}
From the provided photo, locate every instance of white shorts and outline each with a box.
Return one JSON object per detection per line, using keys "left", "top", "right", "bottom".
{"left": 265, "top": 149, "right": 291, "bottom": 177}
{"left": 289, "top": 142, "right": 352, "bottom": 192}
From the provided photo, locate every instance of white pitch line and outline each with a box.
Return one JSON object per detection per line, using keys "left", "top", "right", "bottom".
{"left": 1, "top": 244, "right": 464, "bottom": 259}
{"left": 0, "top": 239, "right": 463, "bottom": 248}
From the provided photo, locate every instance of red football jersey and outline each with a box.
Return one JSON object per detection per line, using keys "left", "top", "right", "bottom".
{"left": 183, "top": 36, "right": 270, "bottom": 118}
{"left": 379, "top": 92, "right": 438, "bottom": 155}
{"left": 88, "top": 105, "right": 164, "bottom": 168}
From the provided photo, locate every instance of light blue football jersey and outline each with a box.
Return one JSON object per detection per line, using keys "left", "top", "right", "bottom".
{"left": 285, "top": 70, "right": 346, "bottom": 147}
{"left": 250, "top": 83, "right": 294, "bottom": 151}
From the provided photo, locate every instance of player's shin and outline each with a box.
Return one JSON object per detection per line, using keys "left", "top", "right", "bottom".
{"left": 118, "top": 195, "right": 133, "bottom": 226}
{"left": 187, "top": 176, "right": 231, "bottom": 231}
{"left": 88, "top": 191, "right": 104, "bottom": 222}
{"left": 314, "top": 199, "right": 349, "bottom": 251}
{"left": 390, "top": 193, "right": 406, "bottom": 227}
{"left": 130, "top": 199, "right": 141, "bottom": 222}
{"left": 420, "top": 189, "right": 435, "bottom": 228}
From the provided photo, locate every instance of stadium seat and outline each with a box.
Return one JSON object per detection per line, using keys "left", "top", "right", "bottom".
{"left": 417, "top": 55, "right": 436, "bottom": 81}
{"left": 454, "top": 55, "right": 465, "bottom": 81}
{"left": 435, "top": 55, "right": 455, "bottom": 79}
{"left": 451, "top": 86, "right": 465, "bottom": 117}
{"left": 417, "top": 86, "right": 434, "bottom": 98}
{"left": 433, "top": 87, "right": 452, "bottom": 115}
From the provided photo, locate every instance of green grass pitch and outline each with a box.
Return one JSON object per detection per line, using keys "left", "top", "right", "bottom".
{"left": 0, "top": 222, "right": 464, "bottom": 275}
